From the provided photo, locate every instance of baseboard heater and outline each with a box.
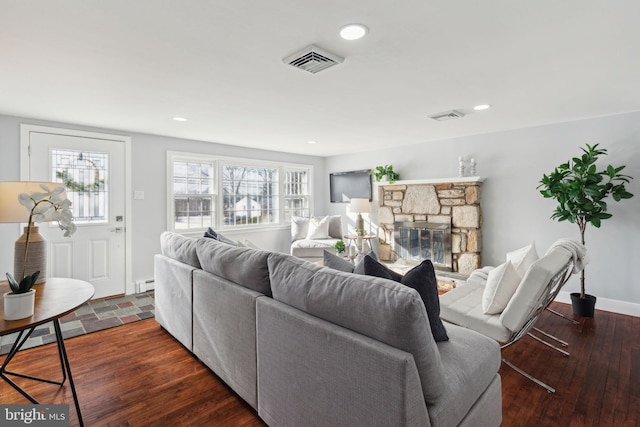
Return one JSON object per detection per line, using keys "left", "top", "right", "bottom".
{"left": 135, "top": 279, "right": 155, "bottom": 293}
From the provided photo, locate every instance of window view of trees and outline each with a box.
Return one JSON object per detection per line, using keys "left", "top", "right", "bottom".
{"left": 169, "top": 152, "right": 312, "bottom": 231}
{"left": 173, "top": 161, "right": 214, "bottom": 230}
{"left": 223, "top": 166, "right": 278, "bottom": 225}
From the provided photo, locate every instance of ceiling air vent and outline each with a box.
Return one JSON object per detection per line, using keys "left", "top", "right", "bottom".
{"left": 429, "top": 110, "right": 465, "bottom": 121}
{"left": 283, "top": 45, "right": 344, "bottom": 74}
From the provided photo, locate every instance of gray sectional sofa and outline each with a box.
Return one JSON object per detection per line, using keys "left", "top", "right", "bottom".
{"left": 154, "top": 232, "right": 503, "bottom": 426}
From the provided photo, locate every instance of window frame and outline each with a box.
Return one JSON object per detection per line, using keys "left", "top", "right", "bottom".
{"left": 167, "top": 151, "right": 313, "bottom": 233}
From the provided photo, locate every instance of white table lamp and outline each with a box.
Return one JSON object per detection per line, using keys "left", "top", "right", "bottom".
{"left": 349, "top": 198, "right": 369, "bottom": 236}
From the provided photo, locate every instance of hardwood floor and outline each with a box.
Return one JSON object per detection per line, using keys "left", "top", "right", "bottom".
{"left": 0, "top": 302, "right": 637, "bottom": 426}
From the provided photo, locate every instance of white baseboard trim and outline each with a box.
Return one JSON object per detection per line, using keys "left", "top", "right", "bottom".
{"left": 555, "top": 291, "right": 640, "bottom": 318}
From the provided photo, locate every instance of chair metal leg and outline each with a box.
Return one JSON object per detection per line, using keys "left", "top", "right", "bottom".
{"left": 531, "top": 327, "right": 569, "bottom": 347}
{"left": 501, "top": 358, "right": 555, "bottom": 393}
{"left": 527, "top": 332, "right": 570, "bottom": 357}
{"left": 547, "top": 307, "right": 579, "bottom": 325}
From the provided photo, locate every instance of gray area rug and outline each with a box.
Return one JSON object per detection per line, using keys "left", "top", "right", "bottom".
{"left": 0, "top": 291, "right": 154, "bottom": 355}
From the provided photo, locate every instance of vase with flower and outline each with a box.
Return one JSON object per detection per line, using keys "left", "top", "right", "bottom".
{"left": 2, "top": 183, "right": 76, "bottom": 320}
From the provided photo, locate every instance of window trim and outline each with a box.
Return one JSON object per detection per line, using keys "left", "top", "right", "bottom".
{"left": 167, "top": 151, "right": 313, "bottom": 233}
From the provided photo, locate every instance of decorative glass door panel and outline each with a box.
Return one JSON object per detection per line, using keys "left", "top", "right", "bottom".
{"left": 52, "top": 149, "right": 109, "bottom": 224}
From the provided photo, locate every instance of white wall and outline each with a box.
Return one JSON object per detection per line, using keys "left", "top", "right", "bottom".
{"left": 0, "top": 114, "right": 325, "bottom": 287}
{"left": 323, "top": 111, "right": 640, "bottom": 314}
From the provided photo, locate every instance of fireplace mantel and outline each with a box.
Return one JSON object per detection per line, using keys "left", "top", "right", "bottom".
{"left": 374, "top": 176, "right": 484, "bottom": 187}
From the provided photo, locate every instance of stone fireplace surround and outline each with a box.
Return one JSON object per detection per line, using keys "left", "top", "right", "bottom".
{"left": 375, "top": 177, "right": 483, "bottom": 276}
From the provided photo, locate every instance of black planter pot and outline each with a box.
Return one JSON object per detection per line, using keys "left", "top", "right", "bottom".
{"left": 570, "top": 292, "right": 597, "bottom": 317}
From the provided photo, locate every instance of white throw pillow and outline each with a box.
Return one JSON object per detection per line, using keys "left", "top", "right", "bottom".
{"left": 506, "top": 242, "right": 539, "bottom": 277}
{"left": 482, "top": 261, "right": 522, "bottom": 315}
{"left": 291, "top": 216, "right": 310, "bottom": 241}
{"left": 306, "top": 216, "right": 330, "bottom": 239}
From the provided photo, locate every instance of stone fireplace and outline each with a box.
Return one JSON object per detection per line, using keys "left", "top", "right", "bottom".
{"left": 376, "top": 177, "right": 483, "bottom": 275}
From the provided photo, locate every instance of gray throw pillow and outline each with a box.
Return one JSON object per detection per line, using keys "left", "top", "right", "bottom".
{"left": 323, "top": 250, "right": 354, "bottom": 273}
{"left": 363, "top": 256, "right": 449, "bottom": 342}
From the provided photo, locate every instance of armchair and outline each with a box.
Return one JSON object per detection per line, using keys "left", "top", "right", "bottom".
{"left": 290, "top": 215, "right": 343, "bottom": 262}
{"left": 439, "top": 240, "right": 585, "bottom": 392}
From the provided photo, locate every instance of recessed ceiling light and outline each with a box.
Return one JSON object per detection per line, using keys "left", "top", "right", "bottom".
{"left": 340, "top": 24, "right": 368, "bottom": 40}
{"left": 307, "top": 140, "right": 318, "bottom": 144}
{"left": 473, "top": 104, "right": 491, "bottom": 111}
{"left": 172, "top": 116, "right": 188, "bottom": 122}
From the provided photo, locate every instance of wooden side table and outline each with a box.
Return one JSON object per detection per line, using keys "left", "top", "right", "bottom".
{"left": 0, "top": 278, "right": 95, "bottom": 427}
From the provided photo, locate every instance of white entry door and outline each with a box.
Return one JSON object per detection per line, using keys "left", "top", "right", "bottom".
{"left": 22, "top": 126, "right": 127, "bottom": 299}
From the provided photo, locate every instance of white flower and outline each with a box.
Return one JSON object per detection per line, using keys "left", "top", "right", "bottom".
{"left": 18, "top": 186, "right": 76, "bottom": 237}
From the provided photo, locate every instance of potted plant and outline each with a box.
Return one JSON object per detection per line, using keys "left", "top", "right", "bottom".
{"left": 334, "top": 240, "right": 346, "bottom": 255}
{"left": 370, "top": 165, "right": 400, "bottom": 184}
{"left": 4, "top": 184, "right": 76, "bottom": 320}
{"left": 538, "top": 143, "right": 634, "bottom": 317}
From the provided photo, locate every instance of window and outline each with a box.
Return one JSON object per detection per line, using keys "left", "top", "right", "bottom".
{"left": 168, "top": 152, "right": 312, "bottom": 232}
{"left": 222, "top": 165, "right": 279, "bottom": 226}
{"left": 171, "top": 158, "right": 215, "bottom": 230}
{"left": 52, "top": 149, "right": 109, "bottom": 224}
{"left": 284, "top": 168, "right": 310, "bottom": 220}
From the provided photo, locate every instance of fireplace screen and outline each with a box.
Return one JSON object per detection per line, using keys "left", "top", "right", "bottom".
{"left": 394, "top": 222, "right": 452, "bottom": 271}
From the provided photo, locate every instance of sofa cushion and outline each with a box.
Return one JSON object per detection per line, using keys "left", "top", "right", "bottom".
{"left": 268, "top": 252, "right": 445, "bottom": 403}
{"left": 428, "top": 322, "right": 501, "bottom": 427}
{"left": 482, "top": 261, "right": 521, "bottom": 315}
{"left": 363, "top": 256, "right": 449, "bottom": 342}
{"left": 160, "top": 231, "right": 201, "bottom": 268}
{"left": 290, "top": 238, "right": 341, "bottom": 258}
{"left": 196, "top": 237, "right": 271, "bottom": 296}
{"left": 500, "top": 246, "right": 571, "bottom": 332}
{"left": 306, "top": 216, "right": 330, "bottom": 239}
{"left": 439, "top": 281, "right": 513, "bottom": 342}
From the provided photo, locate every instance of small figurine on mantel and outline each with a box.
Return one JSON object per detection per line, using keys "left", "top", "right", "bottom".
{"left": 458, "top": 156, "right": 466, "bottom": 177}
{"left": 458, "top": 156, "right": 477, "bottom": 177}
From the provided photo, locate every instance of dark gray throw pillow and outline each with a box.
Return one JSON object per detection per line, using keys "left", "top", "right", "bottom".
{"left": 203, "top": 227, "right": 237, "bottom": 245}
{"left": 363, "top": 255, "right": 449, "bottom": 342}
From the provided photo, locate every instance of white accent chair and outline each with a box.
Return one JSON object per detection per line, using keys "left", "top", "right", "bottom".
{"left": 439, "top": 241, "right": 583, "bottom": 392}
{"left": 290, "top": 215, "right": 343, "bottom": 262}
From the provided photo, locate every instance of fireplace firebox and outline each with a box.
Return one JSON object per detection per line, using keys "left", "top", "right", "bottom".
{"left": 394, "top": 221, "right": 452, "bottom": 271}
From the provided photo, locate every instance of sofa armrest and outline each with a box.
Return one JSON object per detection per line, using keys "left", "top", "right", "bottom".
{"left": 154, "top": 254, "right": 195, "bottom": 351}
{"left": 256, "top": 297, "right": 430, "bottom": 427}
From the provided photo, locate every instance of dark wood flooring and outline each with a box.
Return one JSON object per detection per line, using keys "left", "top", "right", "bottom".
{"left": 0, "top": 301, "right": 637, "bottom": 426}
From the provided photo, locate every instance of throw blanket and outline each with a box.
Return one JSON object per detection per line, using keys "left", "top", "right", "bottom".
{"left": 546, "top": 238, "right": 589, "bottom": 273}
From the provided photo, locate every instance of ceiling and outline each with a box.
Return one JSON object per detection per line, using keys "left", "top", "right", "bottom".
{"left": 1, "top": 1, "right": 639, "bottom": 157}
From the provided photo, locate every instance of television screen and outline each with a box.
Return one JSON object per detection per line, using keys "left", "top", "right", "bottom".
{"left": 330, "top": 169, "right": 372, "bottom": 203}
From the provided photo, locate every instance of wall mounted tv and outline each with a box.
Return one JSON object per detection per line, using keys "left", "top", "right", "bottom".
{"left": 329, "top": 169, "right": 372, "bottom": 203}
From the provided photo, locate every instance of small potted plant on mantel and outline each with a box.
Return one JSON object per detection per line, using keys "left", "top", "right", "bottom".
{"left": 538, "top": 143, "right": 634, "bottom": 317}
{"left": 370, "top": 165, "right": 400, "bottom": 184}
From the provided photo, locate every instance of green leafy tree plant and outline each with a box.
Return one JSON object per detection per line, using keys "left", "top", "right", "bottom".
{"left": 538, "top": 143, "right": 634, "bottom": 299}
{"left": 334, "top": 240, "right": 346, "bottom": 253}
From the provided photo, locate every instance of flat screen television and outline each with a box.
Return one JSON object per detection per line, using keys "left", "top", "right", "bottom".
{"left": 329, "top": 169, "right": 372, "bottom": 203}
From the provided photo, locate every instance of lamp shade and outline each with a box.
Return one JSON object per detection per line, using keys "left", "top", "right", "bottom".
{"left": 349, "top": 198, "right": 370, "bottom": 213}
{"left": 0, "top": 181, "right": 66, "bottom": 223}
